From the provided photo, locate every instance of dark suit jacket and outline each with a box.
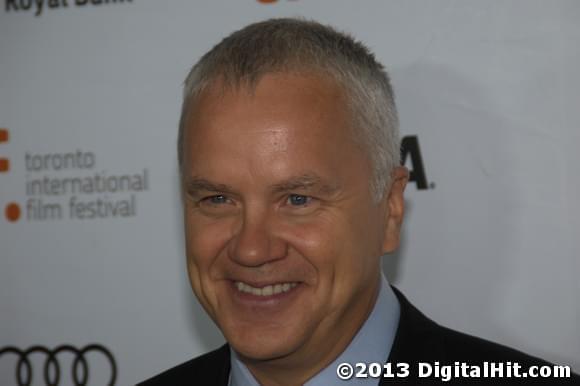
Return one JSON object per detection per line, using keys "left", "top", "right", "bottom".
{"left": 139, "top": 287, "right": 580, "bottom": 385}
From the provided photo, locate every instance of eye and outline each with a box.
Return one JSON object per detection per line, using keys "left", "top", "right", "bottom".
{"left": 201, "top": 195, "right": 230, "bottom": 205}
{"left": 287, "top": 194, "right": 312, "bottom": 206}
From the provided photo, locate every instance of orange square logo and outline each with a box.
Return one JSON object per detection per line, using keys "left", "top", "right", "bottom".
{"left": 0, "top": 158, "right": 9, "bottom": 172}
{"left": 0, "top": 129, "right": 8, "bottom": 143}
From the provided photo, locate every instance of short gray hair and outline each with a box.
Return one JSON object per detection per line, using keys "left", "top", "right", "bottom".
{"left": 178, "top": 18, "right": 400, "bottom": 200}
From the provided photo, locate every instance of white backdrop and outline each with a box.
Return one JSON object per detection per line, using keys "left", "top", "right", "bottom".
{"left": 1, "top": 1, "right": 578, "bottom": 384}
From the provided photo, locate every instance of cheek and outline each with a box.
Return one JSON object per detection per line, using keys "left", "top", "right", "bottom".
{"left": 283, "top": 216, "right": 340, "bottom": 260}
{"left": 283, "top": 211, "right": 380, "bottom": 300}
{"left": 282, "top": 214, "right": 367, "bottom": 281}
{"left": 184, "top": 217, "right": 238, "bottom": 323}
{"left": 184, "top": 213, "right": 234, "bottom": 302}
{"left": 184, "top": 211, "right": 233, "bottom": 264}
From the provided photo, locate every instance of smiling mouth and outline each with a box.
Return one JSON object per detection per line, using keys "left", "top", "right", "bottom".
{"left": 234, "top": 281, "right": 299, "bottom": 297}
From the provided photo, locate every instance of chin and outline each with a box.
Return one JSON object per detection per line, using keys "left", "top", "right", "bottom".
{"left": 227, "top": 326, "right": 303, "bottom": 362}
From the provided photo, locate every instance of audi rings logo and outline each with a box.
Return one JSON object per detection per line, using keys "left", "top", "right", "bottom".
{"left": 0, "top": 344, "right": 117, "bottom": 386}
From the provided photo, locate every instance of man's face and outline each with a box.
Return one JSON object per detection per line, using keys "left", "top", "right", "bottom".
{"left": 181, "top": 73, "right": 406, "bottom": 366}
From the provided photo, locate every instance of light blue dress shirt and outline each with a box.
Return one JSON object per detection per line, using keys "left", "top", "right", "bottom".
{"left": 229, "top": 274, "right": 400, "bottom": 386}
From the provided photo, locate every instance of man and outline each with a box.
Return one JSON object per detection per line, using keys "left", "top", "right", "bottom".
{"left": 140, "top": 18, "right": 579, "bottom": 385}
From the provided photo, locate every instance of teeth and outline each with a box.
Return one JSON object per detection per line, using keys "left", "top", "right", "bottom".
{"left": 235, "top": 281, "right": 298, "bottom": 296}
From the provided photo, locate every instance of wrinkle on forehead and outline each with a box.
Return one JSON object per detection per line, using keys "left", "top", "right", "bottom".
{"left": 185, "top": 173, "right": 341, "bottom": 198}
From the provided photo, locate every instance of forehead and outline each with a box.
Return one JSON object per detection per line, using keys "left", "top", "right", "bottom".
{"left": 185, "top": 72, "right": 352, "bottom": 138}
{"left": 181, "top": 72, "right": 371, "bottom": 188}
{"left": 186, "top": 73, "right": 359, "bottom": 148}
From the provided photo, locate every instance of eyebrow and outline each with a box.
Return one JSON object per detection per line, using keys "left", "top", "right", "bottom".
{"left": 270, "top": 174, "right": 339, "bottom": 195}
{"left": 184, "top": 174, "right": 339, "bottom": 196}
{"left": 185, "top": 178, "right": 235, "bottom": 196}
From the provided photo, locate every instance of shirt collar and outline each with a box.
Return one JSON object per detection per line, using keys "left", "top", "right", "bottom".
{"left": 229, "top": 274, "right": 400, "bottom": 386}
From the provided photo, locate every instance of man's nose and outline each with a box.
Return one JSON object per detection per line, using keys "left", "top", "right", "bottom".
{"left": 228, "top": 209, "right": 287, "bottom": 267}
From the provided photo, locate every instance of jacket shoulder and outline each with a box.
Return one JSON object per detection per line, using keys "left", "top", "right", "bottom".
{"left": 388, "top": 287, "right": 579, "bottom": 384}
{"left": 137, "top": 344, "right": 230, "bottom": 386}
{"left": 390, "top": 287, "right": 547, "bottom": 362}
{"left": 436, "top": 322, "right": 551, "bottom": 364}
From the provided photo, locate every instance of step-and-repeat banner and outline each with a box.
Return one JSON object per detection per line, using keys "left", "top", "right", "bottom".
{"left": 1, "top": 1, "right": 579, "bottom": 384}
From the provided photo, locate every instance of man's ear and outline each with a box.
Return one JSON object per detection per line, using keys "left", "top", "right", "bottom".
{"left": 382, "top": 166, "right": 409, "bottom": 253}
